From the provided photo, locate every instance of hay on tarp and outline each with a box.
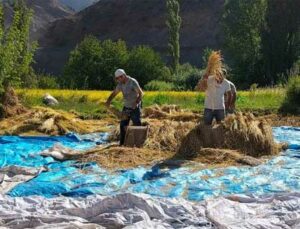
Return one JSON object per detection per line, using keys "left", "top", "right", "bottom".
{"left": 0, "top": 107, "right": 111, "bottom": 135}
{"left": 178, "top": 112, "right": 283, "bottom": 158}
{"left": 80, "top": 145, "right": 175, "bottom": 169}
{"left": 77, "top": 145, "right": 262, "bottom": 169}
{"left": 175, "top": 147, "right": 263, "bottom": 167}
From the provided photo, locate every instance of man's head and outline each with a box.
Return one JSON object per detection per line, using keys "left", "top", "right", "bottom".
{"left": 114, "top": 69, "right": 127, "bottom": 83}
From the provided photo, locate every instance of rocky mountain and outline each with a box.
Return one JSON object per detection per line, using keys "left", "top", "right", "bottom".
{"left": 36, "top": 0, "right": 225, "bottom": 75}
{"left": 2, "top": 0, "right": 74, "bottom": 40}
{"left": 59, "top": 0, "right": 99, "bottom": 12}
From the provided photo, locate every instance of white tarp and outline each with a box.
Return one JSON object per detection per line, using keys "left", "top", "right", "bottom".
{"left": 0, "top": 166, "right": 46, "bottom": 194}
{"left": 0, "top": 192, "right": 299, "bottom": 228}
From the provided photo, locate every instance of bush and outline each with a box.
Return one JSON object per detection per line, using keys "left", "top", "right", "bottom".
{"left": 63, "top": 37, "right": 172, "bottom": 90}
{"left": 280, "top": 76, "right": 300, "bottom": 114}
{"left": 63, "top": 36, "right": 128, "bottom": 90}
{"left": 126, "top": 46, "right": 171, "bottom": 87}
{"left": 145, "top": 80, "right": 175, "bottom": 91}
{"left": 38, "top": 75, "right": 59, "bottom": 89}
{"left": 172, "top": 63, "right": 203, "bottom": 90}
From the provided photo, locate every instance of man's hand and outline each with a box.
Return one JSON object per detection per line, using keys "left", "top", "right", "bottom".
{"left": 105, "top": 101, "right": 111, "bottom": 107}
{"left": 105, "top": 89, "right": 119, "bottom": 108}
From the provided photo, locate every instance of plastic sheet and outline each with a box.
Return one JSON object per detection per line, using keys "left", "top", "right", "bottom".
{"left": 1, "top": 127, "right": 300, "bottom": 201}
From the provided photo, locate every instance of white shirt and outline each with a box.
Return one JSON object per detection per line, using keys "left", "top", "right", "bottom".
{"left": 204, "top": 75, "right": 231, "bottom": 110}
{"left": 225, "top": 79, "right": 236, "bottom": 94}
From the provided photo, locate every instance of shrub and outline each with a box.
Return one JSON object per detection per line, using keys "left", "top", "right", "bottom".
{"left": 172, "top": 63, "right": 203, "bottom": 90}
{"left": 63, "top": 36, "right": 128, "bottom": 90}
{"left": 280, "top": 76, "right": 300, "bottom": 114}
{"left": 126, "top": 46, "right": 171, "bottom": 87}
{"left": 145, "top": 80, "right": 175, "bottom": 91}
{"left": 38, "top": 75, "right": 59, "bottom": 89}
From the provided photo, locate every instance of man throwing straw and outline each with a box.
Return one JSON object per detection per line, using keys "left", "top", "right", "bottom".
{"left": 196, "top": 51, "right": 232, "bottom": 125}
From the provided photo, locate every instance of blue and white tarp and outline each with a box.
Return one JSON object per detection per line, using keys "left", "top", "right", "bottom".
{"left": 0, "top": 127, "right": 299, "bottom": 228}
{"left": 0, "top": 127, "right": 298, "bottom": 200}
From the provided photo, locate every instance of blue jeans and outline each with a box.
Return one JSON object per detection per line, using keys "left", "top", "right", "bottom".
{"left": 120, "top": 106, "right": 142, "bottom": 145}
{"left": 204, "top": 108, "right": 225, "bottom": 125}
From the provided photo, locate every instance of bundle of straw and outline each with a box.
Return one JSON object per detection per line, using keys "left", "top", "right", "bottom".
{"left": 204, "top": 50, "right": 225, "bottom": 81}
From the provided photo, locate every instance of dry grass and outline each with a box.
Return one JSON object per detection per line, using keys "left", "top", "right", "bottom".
{"left": 178, "top": 112, "right": 282, "bottom": 158}
{"left": 81, "top": 145, "right": 175, "bottom": 169}
{"left": 143, "top": 104, "right": 200, "bottom": 121}
{"left": 0, "top": 107, "right": 112, "bottom": 135}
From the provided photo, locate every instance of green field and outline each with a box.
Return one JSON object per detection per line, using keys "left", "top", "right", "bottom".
{"left": 17, "top": 88, "right": 285, "bottom": 118}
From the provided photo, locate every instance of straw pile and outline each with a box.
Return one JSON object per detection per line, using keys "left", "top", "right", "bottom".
{"left": 145, "top": 119, "right": 195, "bottom": 152}
{"left": 143, "top": 104, "right": 200, "bottom": 122}
{"left": 0, "top": 107, "right": 111, "bottom": 135}
{"left": 0, "top": 86, "right": 27, "bottom": 118}
{"left": 178, "top": 112, "right": 282, "bottom": 158}
{"left": 81, "top": 145, "right": 175, "bottom": 169}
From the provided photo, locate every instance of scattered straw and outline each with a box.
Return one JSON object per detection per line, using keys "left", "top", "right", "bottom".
{"left": 0, "top": 107, "right": 111, "bottom": 135}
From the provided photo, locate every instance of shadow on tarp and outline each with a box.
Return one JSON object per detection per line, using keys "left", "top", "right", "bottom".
{"left": 3, "top": 127, "right": 300, "bottom": 201}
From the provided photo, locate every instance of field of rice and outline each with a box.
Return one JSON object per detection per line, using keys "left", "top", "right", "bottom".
{"left": 17, "top": 88, "right": 285, "bottom": 116}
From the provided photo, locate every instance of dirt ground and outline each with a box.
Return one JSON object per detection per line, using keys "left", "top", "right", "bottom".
{"left": 0, "top": 105, "right": 297, "bottom": 170}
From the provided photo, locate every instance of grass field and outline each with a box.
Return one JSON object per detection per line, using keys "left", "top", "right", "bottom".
{"left": 17, "top": 88, "right": 285, "bottom": 118}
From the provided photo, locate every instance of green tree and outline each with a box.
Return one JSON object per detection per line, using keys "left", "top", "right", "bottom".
{"left": 98, "top": 39, "right": 128, "bottom": 90}
{"left": 63, "top": 35, "right": 102, "bottom": 89}
{"left": 222, "top": 0, "right": 267, "bottom": 88}
{"left": 64, "top": 37, "right": 128, "bottom": 90}
{"left": 166, "top": 0, "right": 181, "bottom": 73}
{"left": 262, "top": 0, "right": 300, "bottom": 84}
{"left": 0, "top": 0, "right": 37, "bottom": 92}
{"left": 126, "top": 45, "right": 171, "bottom": 87}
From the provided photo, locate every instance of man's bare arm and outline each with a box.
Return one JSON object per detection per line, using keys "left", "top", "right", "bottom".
{"left": 231, "top": 91, "right": 236, "bottom": 109}
{"left": 225, "top": 91, "right": 232, "bottom": 109}
{"left": 195, "top": 74, "right": 209, "bottom": 91}
{"left": 135, "top": 87, "right": 144, "bottom": 107}
{"left": 105, "top": 89, "right": 119, "bottom": 107}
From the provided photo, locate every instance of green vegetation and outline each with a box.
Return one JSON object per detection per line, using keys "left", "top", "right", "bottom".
{"left": 166, "top": 0, "right": 181, "bottom": 72}
{"left": 18, "top": 88, "right": 285, "bottom": 118}
{"left": 63, "top": 36, "right": 128, "bottom": 90}
{"left": 262, "top": 0, "right": 300, "bottom": 84}
{"left": 126, "top": 46, "right": 171, "bottom": 87}
{"left": 223, "top": 0, "right": 267, "bottom": 88}
{"left": 0, "top": 1, "right": 36, "bottom": 92}
{"left": 223, "top": 0, "right": 299, "bottom": 88}
{"left": 280, "top": 76, "right": 300, "bottom": 114}
{"left": 63, "top": 36, "right": 169, "bottom": 90}
{"left": 145, "top": 80, "right": 175, "bottom": 91}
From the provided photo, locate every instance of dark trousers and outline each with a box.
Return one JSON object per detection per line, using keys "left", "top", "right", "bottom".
{"left": 120, "top": 106, "right": 142, "bottom": 145}
{"left": 204, "top": 108, "right": 225, "bottom": 125}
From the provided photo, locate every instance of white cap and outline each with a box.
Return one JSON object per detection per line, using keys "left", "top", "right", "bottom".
{"left": 114, "top": 69, "right": 126, "bottom": 78}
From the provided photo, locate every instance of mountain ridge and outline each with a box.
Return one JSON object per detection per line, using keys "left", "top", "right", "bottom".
{"left": 35, "top": 0, "right": 225, "bottom": 75}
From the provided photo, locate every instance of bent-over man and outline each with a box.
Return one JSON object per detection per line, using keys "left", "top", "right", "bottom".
{"left": 105, "top": 69, "right": 143, "bottom": 145}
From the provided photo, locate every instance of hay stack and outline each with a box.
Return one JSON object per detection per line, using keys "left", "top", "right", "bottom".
{"left": 0, "top": 107, "right": 110, "bottom": 135}
{"left": 145, "top": 120, "right": 195, "bottom": 152}
{"left": 178, "top": 113, "right": 282, "bottom": 158}
{"left": 0, "top": 86, "right": 27, "bottom": 118}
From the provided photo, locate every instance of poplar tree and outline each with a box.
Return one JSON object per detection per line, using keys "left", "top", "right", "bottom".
{"left": 166, "top": 0, "right": 181, "bottom": 73}
{"left": 0, "top": 0, "right": 36, "bottom": 93}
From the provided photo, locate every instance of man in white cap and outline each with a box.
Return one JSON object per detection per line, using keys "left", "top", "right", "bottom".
{"left": 105, "top": 69, "right": 144, "bottom": 145}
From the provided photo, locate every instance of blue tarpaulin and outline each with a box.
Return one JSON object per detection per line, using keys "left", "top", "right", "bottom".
{"left": 1, "top": 127, "right": 299, "bottom": 201}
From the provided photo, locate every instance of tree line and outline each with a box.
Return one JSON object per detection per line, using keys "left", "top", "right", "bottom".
{"left": 0, "top": 0, "right": 299, "bottom": 93}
